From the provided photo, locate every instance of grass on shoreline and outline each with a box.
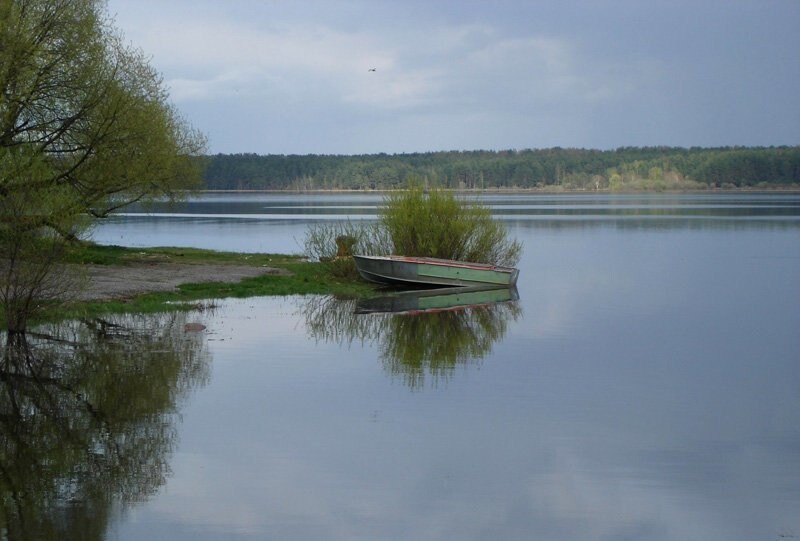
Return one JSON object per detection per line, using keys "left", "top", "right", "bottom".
{"left": 38, "top": 243, "right": 376, "bottom": 325}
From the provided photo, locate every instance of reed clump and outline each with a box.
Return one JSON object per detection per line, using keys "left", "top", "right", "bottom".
{"left": 303, "top": 185, "right": 522, "bottom": 278}
{"left": 380, "top": 186, "right": 521, "bottom": 267}
{"left": 303, "top": 220, "right": 386, "bottom": 279}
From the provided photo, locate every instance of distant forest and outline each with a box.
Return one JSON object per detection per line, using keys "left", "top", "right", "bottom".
{"left": 200, "top": 146, "right": 800, "bottom": 191}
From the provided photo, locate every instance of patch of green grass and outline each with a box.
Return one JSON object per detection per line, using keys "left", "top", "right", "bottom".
{"left": 174, "top": 260, "right": 372, "bottom": 298}
{"left": 62, "top": 243, "right": 131, "bottom": 264}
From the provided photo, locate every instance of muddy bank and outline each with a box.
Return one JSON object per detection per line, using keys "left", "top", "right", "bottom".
{"left": 80, "top": 262, "right": 290, "bottom": 300}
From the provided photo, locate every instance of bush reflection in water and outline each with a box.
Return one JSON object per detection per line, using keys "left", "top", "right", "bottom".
{"left": 0, "top": 313, "right": 210, "bottom": 541}
{"left": 303, "top": 289, "right": 522, "bottom": 389}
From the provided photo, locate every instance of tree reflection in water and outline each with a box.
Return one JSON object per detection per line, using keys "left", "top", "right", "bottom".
{"left": 0, "top": 313, "right": 210, "bottom": 541}
{"left": 304, "top": 288, "right": 522, "bottom": 389}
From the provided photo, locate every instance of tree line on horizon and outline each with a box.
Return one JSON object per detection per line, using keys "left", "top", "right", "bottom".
{"left": 201, "top": 146, "right": 800, "bottom": 191}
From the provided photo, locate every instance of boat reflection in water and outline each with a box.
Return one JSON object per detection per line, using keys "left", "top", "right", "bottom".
{"left": 354, "top": 285, "right": 519, "bottom": 315}
{"left": 0, "top": 313, "right": 210, "bottom": 541}
{"left": 304, "top": 286, "right": 522, "bottom": 389}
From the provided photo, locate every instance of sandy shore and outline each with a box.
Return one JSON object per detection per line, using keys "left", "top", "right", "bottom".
{"left": 79, "top": 262, "right": 290, "bottom": 301}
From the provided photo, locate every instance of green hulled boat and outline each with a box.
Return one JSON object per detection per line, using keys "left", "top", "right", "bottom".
{"left": 353, "top": 255, "right": 519, "bottom": 287}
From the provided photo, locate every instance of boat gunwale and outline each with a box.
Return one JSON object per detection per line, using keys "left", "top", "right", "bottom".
{"left": 353, "top": 254, "right": 516, "bottom": 274}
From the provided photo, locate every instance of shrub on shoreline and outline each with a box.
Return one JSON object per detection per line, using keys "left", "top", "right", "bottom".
{"left": 379, "top": 186, "right": 521, "bottom": 267}
{"left": 303, "top": 186, "right": 522, "bottom": 277}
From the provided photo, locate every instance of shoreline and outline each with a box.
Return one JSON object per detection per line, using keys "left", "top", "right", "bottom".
{"left": 31, "top": 245, "right": 373, "bottom": 326}
{"left": 80, "top": 261, "right": 291, "bottom": 301}
{"left": 195, "top": 186, "right": 800, "bottom": 194}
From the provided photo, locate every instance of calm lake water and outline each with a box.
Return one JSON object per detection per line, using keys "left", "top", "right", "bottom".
{"left": 4, "top": 193, "right": 800, "bottom": 540}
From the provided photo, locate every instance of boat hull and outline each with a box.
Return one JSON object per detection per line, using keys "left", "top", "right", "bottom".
{"left": 353, "top": 255, "right": 519, "bottom": 287}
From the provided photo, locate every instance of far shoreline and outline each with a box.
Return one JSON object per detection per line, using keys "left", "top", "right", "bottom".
{"left": 194, "top": 186, "right": 800, "bottom": 194}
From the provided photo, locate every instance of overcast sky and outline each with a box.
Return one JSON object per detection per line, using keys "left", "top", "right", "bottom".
{"left": 107, "top": 0, "right": 799, "bottom": 155}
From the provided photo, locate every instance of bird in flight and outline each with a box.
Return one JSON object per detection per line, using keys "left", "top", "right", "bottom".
{"left": 368, "top": 68, "right": 376, "bottom": 72}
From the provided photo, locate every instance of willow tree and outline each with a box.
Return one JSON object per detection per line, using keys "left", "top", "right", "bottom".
{"left": 0, "top": 0, "right": 206, "bottom": 330}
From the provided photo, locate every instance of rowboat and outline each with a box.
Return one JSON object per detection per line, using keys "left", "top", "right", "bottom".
{"left": 355, "top": 285, "right": 519, "bottom": 315}
{"left": 353, "top": 255, "right": 519, "bottom": 287}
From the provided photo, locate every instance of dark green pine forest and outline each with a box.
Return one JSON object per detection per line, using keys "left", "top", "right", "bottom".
{"left": 200, "top": 146, "right": 800, "bottom": 191}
